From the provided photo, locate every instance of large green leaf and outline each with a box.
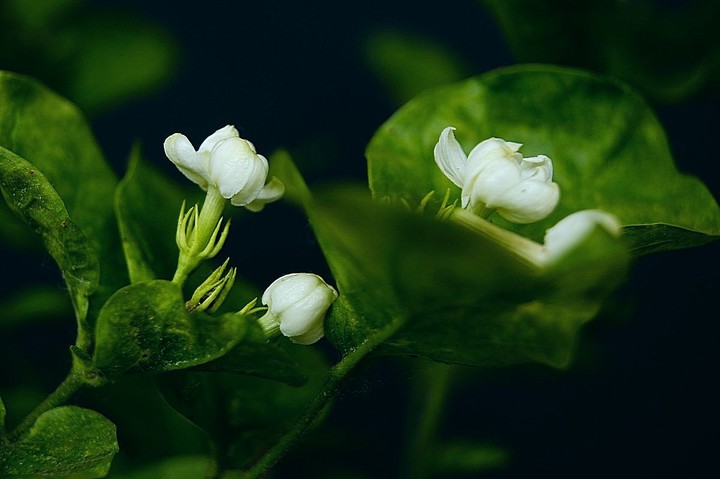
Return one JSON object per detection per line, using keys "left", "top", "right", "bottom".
{"left": 106, "top": 456, "right": 210, "bottom": 479}
{"left": 366, "top": 65, "right": 720, "bottom": 252}
{"left": 93, "top": 280, "right": 249, "bottom": 377}
{"left": 0, "top": 406, "right": 118, "bottom": 479}
{"left": 115, "top": 146, "right": 192, "bottom": 283}
{"left": 0, "top": 70, "right": 125, "bottom": 314}
{"left": 308, "top": 187, "right": 628, "bottom": 368}
{"left": 0, "top": 146, "right": 99, "bottom": 347}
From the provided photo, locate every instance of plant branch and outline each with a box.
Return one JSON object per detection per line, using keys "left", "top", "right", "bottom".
{"left": 239, "top": 313, "right": 407, "bottom": 478}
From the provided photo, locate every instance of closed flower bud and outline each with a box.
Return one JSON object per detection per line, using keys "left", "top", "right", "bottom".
{"left": 434, "top": 126, "right": 559, "bottom": 223}
{"left": 543, "top": 209, "right": 622, "bottom": 263}
{"left": 258, "top": 273, "right": 338, "bottom": 345}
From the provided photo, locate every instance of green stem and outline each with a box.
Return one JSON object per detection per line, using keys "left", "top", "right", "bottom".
{"left": 401, "top": 362, "right": 454, "bottom": 479}
{"left": 239, "top": 314, "right": 407, "bottom": 478}
{"left": 8, "top": 370, "right": 85, "bottom": 441}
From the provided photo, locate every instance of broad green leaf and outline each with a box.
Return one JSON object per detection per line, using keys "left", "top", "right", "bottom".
{"left": 0, "top": 70, "right": 125, "bottom": 321}
{"left": 479, "top": 0, "right": 720, "bottom": 102}
{"left": 0, "top": 406, "right": 118, "bottom": 479}
{"left": 0, "top": 146, "right": 99, "bottom": 346}
{"left": 93, "top": 280, "right": 249, "bottom": 377}
{"left": 158, "top": 344, "right": 328, "bottom": 470}
{"left": 308, "top": 187, "right": 628, "bottom": 368}
{"left": 431, "top": 441, "right": 509, "bottom": 474}
{"left": 366, "top": 65, "right": 720, "bottom": 253}
{"left": 363, "top": 29, "right": 471, "bottom": 105}
{"left": 107, "top": 456, "right": 210, "bottom": 479}
{"left": 115, "top": 145, "right": 192, "bottom": 283}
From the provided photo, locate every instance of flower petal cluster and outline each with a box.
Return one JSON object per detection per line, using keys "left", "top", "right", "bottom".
{"left": 260, "top": 273, "right": 338, "bottom": 345}
{"left": 164, "top": 125, "right": 284, "bottom": 211}
{"left": 434, "top": 126, "right": 559, "bottom": 223}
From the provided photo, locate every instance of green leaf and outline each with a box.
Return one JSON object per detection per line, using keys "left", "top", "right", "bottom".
{"left": 363, "top": 29, "right": 471, "bottom": 105}
{"left": 308, "top": 187, "right": 628, "bottom": 368}
{"left": 158, "top": 344, "right": 328, "bottom": 470}
{"left": 106, "top": 456, "right": 210, "bottom": 479}
{"left": 93, "top": 280, "right": 249, "bottom": 377}
{"left": 115, "top": 145, "right": 192, "bottom": 283}
{"left": 2, "top": 286, "right": 73, "bottom": 330}
{"left": 479, "top": 0, "right": 720, "bottom": 102}
{"left": 366, "top": 65, "right": 720, "bottom": 253}
{"left": 0, "top": 70, "right": 125, "bottom": 320}
{"left": 0, "top": 395, "right": 6, "bottom": 437}
{"left": 60, "top": 11, "right": 178, "bottom": 114}
{"left": 0, "top": 146, "right": 99, "bottom": 346}
{"left": 0, "top": 406, "right": 118, "bottom": 479}
{"left": 431, "top": 441, "right": 509, "bottom": 474}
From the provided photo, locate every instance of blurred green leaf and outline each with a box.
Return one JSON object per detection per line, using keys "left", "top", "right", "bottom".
{"left": 364, "top": 29, "right": 471, "bottom": 105}
{"left": 0, "top": 146, "right": 99, "bottom": 346}
{"left": 366, "top": 65, "right": 720, "bottom": 252}
{"left": 479, "top": 0, "right": 720, "bottom": 102}
{"left": 309, "top": 187, "right": 627, "bottom": 368}
{"left": 2, "top": 286, "right": 73, "bottom": 330}
{"left": 0, "top": 2, "right": 178, "bottom": 113}
{"left": 0, "top": 406, "right": 118, "bottom": 479}
{"left": 107, "top": 456, "right": 211, "bottom": 479}
{"left": 0, "top": 395, "right": 6, "bottom": 437}
{"left": 115, "top": 145, "right": 191, "bottom": 283}
{"left": 431, "top": 441, "right": 509, "bottom": 476}
{"left": 61, "top": 11, "right": 178, "bottom": 113}
{"left": 159, "top": 344, "right": 328, "bottom": 470}
{"left": 93, "top": 280, "right": 249, "bottom": 377}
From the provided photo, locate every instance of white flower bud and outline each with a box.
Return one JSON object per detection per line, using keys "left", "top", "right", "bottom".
{"left": 164, "top": 125, "right": 284, "bottom": 211}
{"left": 434, "top": 126, "right": 559, "bottom": 223}
{"left": 543, "top": 209, "right": 622, "bottom": 263}
{"left": 259, "top": 273, "right": 338, "bottom": 345}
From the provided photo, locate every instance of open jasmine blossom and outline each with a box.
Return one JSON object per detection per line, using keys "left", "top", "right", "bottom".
{"left": 258, "top": 273, "right": 338, "bottom": 345}
{"left": 434, "top": 126, "right": 559, "bottom": 223}
{"left": 164, "top": 125, "right": 284, "bottom": 211}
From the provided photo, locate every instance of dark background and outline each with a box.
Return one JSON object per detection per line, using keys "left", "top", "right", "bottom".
{"left": 2, "top": 0, "right": 719, "bottom": 477}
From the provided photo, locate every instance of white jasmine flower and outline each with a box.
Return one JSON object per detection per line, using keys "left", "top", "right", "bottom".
{"left": 258, "top": 273, "right": 338, "bottom": 345}
{"left": 164, "top": 125, "right": 284, "bottom": 211}
{"left": 434, "top": 126, "right": 559, "bottom": 223}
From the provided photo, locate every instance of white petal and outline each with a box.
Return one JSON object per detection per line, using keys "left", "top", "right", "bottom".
{"left": 433, "top": 127, "right": 467, "bottom": 188}
{"left": 210, "top": 138, "right": 268, "bottom": 199}
{"left": 519, "top": 154, "right": 553, "bottom": 181}
{"left": 493, "top": 181, "right": 560, "bottom": 223}
{"left": 198, "top": 125, "right": 240, "bottom": 155}
{"left": 163, "top": 133, "right": 210, "bottom": 189}
{"left": 242, "top": 177, "right": 285, "bottom": 211}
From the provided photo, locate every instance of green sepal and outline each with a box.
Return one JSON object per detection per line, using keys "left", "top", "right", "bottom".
{"left": 0, "top": 406, "right": 118, "bottom": 479}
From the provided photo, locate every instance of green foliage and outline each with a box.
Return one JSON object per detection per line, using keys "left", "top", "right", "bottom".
{"left": 0, "top": 406, "right": 118, "bottom": 479}
{"left": 306, "top": 187, "right": 628, "bottom": 368}
{"left": 366, "top": 65, "right": 720, "bottom": 251}
{"left": 159, "top": 344, "right": 328, "bottom": 470}
{"left": 0, "top": 0, "right": 178, "bottom": 113}
{"left": 363, "top": 29, "right": 471, "bottom": 104}
{"left": 93, "top": 280, "right": 249, "bottom": 377}
{"left": 115, "top": 146, "right": 193, "bottom": 283}
{"left": 0, "top": 146, "right": 99, "bottom": 347}
{"left": 479, "top": 0, "right": 720, "bottom": 102}
{"left": 107, "top": 456, "right": 210, "bottom": 479}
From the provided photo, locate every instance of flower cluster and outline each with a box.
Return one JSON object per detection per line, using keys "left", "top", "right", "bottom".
{"left": 165, "top": 125, "right": 337, "bottom": 345}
